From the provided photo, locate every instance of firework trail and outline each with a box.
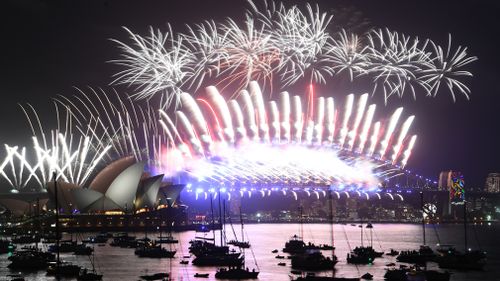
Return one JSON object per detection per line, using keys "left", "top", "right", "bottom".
{"left": 0, "top": 88, "right": 170, "bottom": 190}
{"left": 110, "top": 0, "right": 476, "bottom": 108}
{"left": 57, "top": 87, "right": 167, "bottom": 167}
{"left": 157, "top": 82, "right": 417, "bottom": 188}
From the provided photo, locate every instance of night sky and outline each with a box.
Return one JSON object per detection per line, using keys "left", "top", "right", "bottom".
{"left": 1, "top": 0, "right": 499, "bottom": 188}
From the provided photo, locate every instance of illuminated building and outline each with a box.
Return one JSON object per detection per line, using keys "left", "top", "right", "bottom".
{"left": 485, "top": 173, "right": 500, "bottom": 193}
{"left": 438, "top": 170, "right": 453, "bottom": 191}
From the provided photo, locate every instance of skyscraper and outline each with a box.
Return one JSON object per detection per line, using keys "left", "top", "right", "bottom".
{"left": 485, "top": 173, "right": 500, "bottom": 193}
{"left": 438, "top": 170, "right": 453, "bottom": 191}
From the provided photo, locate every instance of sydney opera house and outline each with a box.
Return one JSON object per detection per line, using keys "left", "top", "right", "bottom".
{"left": 0, "top": 156, "right": 187, "bottom": 230}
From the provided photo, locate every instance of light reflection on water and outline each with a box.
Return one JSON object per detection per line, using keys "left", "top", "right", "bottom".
{"left": 0, "top": 223, "right": 497, "bottom": 281}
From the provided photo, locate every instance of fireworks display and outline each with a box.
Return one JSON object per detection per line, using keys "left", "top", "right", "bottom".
{"left": 158, "top": 81, "right": 415, "bottom": 189}
{"left": 111, "top": 0, "right": 476, "bottom": 108}
{"left": 0, "top": 98, "right": 113, "bottom": 191}
{"left": 0, "top": 0, "right": 476, "bottom": 195}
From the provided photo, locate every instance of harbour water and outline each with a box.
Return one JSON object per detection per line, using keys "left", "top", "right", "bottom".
{"left": 0, "top": 223, "right": 497, "bottom": 281}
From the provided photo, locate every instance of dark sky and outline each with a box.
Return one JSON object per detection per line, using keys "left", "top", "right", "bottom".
{"left": 0, "top": 0, "right": 499, "bottom": 187}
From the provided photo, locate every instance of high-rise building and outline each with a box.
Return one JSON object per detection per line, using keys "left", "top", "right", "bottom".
{"left": 439, "top": 170, "right": 465, "bottom": 203}
{"left": 485, "top": 173, "right": 500, "bottom": 193}
{"left": 438, "top": 170, "right": 453, "bottom": 191}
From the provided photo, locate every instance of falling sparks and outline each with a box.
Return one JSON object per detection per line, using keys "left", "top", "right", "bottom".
{"left": 157, "top": 83, "right": 417, "bottom": 188}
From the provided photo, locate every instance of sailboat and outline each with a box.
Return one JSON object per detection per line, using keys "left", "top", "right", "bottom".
{"left": 135, "top": 205, "right": 176, "bottom": 258}
{"left": 388, "top": 192, "right": 450, "bottom": 281}
{"left": 77, "top": 243, "right": 103, "bottom": 281}
{"left": 284, "top": 206, "right": 330, "bottom": 255}
{"left": 286, "top": 205, "right": 337, "bottom": 270}
{"left": 8, "top": 248, "right": 55, "bottom": 270}
{"left": 46, "top": 172, "right": 82, "bottom": 277}
{"left": 215, "top": 203, "right": 259, "bottom": 279}
{"left": 435, "top": 198, "right": 486, "bottom": 270}
{"left": 346, "top": 223, "right": 382, "bottom": 264}
{"left": 283, "top": 206, "right": 307, "bottom": 254}
{"left": 155, "top": 209, "right": 178, "bottom": 244}
{"left": 191, "top": 195, "right": 242, "bottom": 267}
{"left": 396, "top": 192, "right": 436, "bottom": 264}
{"left": 155, "top": 229, "right": 179, "bottom": 244}
{"left": 384, "top": 264, "right": 450, "bottom": 281}
{"left": 293, "top": 189, "right": 357, "bottom": 281}
{"left": 8, "top": 197, "right": 54, "bottom": 270}
{"left": 1, "top": 218, "right": 16, "bottom": 254}
{"left": 227, "top": 206, "right": 250, "bottom": 248}
{"left": 0, "top": 238, "right": 14, "bottom": 254}
{"left": 135, "top": 241, "right": 176, "bottom": 258}
{"left": 291, "top": 250, "right": 338, "bottom": 271}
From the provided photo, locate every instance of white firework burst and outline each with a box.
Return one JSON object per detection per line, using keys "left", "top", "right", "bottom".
{"left": 420, "top": 34, "right": 477, "bottom": 101}
{"left": 328, "top": 29, "right": 369, "bottom": 81}
{"left": 218, "top": 16, "right": 280, "bottom": 94}
{"left": 109, "top": 0, "right": 476, "bottom": 106}
{"left": 183, "top": 20, "right": 230, "bottom": 91}
{"left": 111, "top": 26, "right": 193, "bottom": 109}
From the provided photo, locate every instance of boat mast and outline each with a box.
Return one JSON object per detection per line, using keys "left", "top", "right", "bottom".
{"left": 210, "top": 194, "right": 216, "bottom": 244}
{"left": 218, "top": 190, "right": 223, "bottom": 247}
{"left": 463, "top": 199, "right": 468, "bottom": 253}
{"left": 299, "top": 205, "right": 303, "bottom": 239}
{"left": 421, "top": 191, "right": 426, "bottom": 245}
{"left": 159, "top": 200, "right": 163, "bottom": 240}
{"left": 328, "top": 188, "right": 335, "bottom": 277}
{"left": 92, "top": 243, "right": 95, "bottom": 271}
{"left": 367, "top": 223, "right": 373, "bottom": 248}
{"left": 239, "top": 206, "right": 244, "bottom": 243}
{"left": 222, "top": 199, "right": 226, "bottom": 247}
{"left": 360, "top": 224, "right": 363, "bottom": 247}
{"left": 53, "top": 172, "right": 60, "bottom": 265}
{"left": 144, "top": 208, "right": 148, "bottom": 240}
{"left": 36, "top": 197, "right": 40, "bottom": 250}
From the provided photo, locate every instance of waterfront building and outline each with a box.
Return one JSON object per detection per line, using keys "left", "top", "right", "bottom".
{"left": 485, "top": 173, "right": 500, "bottom": 193}
{"left": 438, "top": 170, "right": 454, "bottom": 191}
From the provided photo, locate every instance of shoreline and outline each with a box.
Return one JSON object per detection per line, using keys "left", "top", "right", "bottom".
{"left": 1, "top": 219, "right": 496, "bottom": 235}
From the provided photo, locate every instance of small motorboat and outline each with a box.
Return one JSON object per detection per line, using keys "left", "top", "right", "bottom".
{"left": 319, "top": 244, "right": 335, "bottom": 250}
{"left": 361, "top": 272, "right": 373, "bottom": 280}
{"left": 77, "top": 268, "right": 103, "bottom": 281}
{"left": 272, "top": 249, "right": 279, "bottom": 253}
{"left": 278, "top": 262, "right": 286, "bottom": 266}
{"left": 290, "top": 270, "right": 302, "bottom": 275}
{"left": 7, "top": 274, "right": 25, "bottom": 281}
{"left": 275, "top": 255, "right": 285, "bottom": 259}
{"left": 194, "top": 273, "right": 209, "bottom": 278}
{"left": 386, "top": 249, "right": 399, "bottom": 256}
{"left": 180, "top": 260, "right": 189, "bottom": 265}
{"left": 215, "top": 267, "right": 259, "bottom": 279}
{"left": 140, "top": 272, "right": 169, "bottom": 280}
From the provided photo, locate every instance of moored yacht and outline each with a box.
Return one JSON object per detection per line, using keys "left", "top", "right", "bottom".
{"left": 291, "top": 249, "right": 338, "bottom": 270}
{"left": 135, "top": 242, "right": 176, "bottom": 258}
{"left": 8, "top": 248, "right": 55, "bottom": 269}
{"left": 215, "top": 265, "right": 259, "bottom": 279}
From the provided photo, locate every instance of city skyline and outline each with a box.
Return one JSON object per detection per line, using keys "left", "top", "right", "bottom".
{"left": 0, "top": 0, "right": 499, "bottom": 187}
